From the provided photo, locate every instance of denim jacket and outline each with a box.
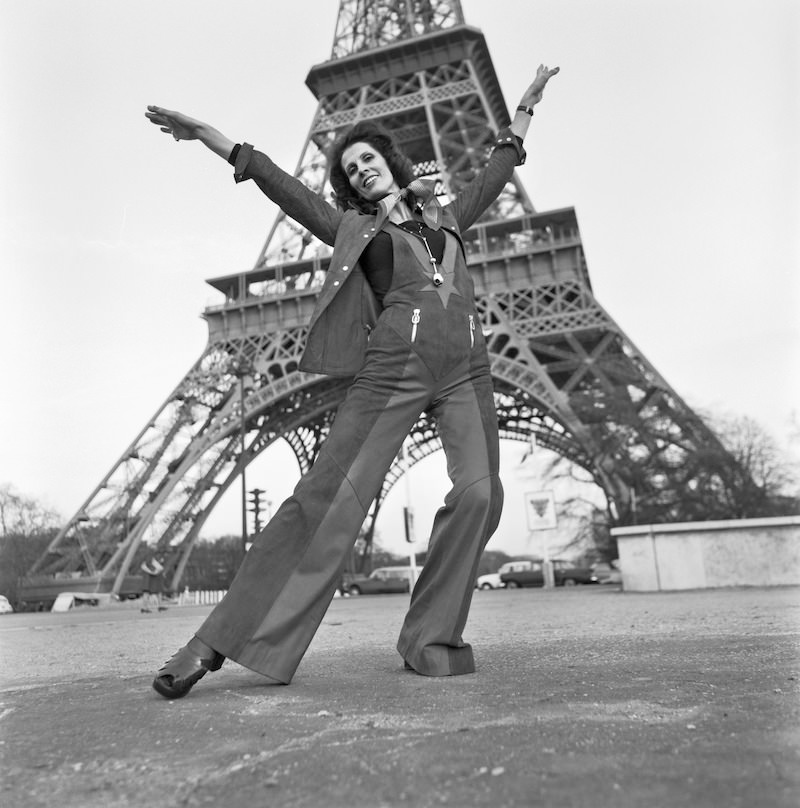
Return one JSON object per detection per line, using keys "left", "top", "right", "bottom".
{"left": 232, "top": 129, "right": 525, "bottom": 376}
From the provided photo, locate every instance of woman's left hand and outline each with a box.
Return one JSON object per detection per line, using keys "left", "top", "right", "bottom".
{"left": 519, "top": 64, "right": 560, "bottom": 108}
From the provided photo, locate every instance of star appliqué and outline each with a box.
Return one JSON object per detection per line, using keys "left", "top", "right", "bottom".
{"left": 419, "top": 268, "right": 462, "bottom": 307}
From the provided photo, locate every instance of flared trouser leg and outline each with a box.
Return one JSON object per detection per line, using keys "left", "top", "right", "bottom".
{"left": 196, "top": 346, "right": 432, "bottom": 683}
{"left": 397, "top": 367, "right": 503, "bottom": 676}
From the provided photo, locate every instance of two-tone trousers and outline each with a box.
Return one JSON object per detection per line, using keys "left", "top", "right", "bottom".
{"left": 196, "top": 336, "right": 503, "bottom": 684}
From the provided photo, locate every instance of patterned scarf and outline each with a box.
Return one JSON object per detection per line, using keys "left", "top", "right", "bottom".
{"left": 377, "top": 178, "right": 443, "bottom": 230}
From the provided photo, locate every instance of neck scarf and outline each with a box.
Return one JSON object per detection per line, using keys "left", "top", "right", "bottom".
{"left": 377, "top": 178, "right": 443, "bottom": 230}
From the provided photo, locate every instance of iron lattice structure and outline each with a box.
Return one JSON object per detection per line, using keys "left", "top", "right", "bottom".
{"left": 27, "top": 0, "right": 737, "bottom": 598}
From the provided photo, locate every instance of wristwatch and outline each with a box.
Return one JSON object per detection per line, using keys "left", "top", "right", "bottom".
{"left": 516, "top": 105, "right": 534, "bottom": 116}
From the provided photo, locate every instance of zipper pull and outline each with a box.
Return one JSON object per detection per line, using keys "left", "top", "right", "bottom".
{"left": 469, "top": 314, "right": 475, "bottom": 347}
{"left": 411, "top": 308, "right": 421, "bottom": 342}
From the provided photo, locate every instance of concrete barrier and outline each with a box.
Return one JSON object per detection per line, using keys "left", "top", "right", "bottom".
{"left": 50, "top": 592, "right": 114, "bottom": 612}
{"left": 612, "top": 515, "right": 800, "bottom": 591}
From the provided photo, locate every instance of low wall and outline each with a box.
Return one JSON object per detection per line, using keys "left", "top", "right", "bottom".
{"left": 611, "top": 515, "right": 800, "bottom": 592}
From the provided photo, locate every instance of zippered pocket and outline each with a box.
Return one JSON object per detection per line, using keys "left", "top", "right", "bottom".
{"left": 411, "top": 308, "right": 421, "bottom": 343}
{"left": 468, "top": 314, "right": 475, "bottom": 348}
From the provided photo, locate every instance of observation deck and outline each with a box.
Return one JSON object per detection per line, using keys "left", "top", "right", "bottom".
{"left": 203, "top": 207, "right": 588, "bottom": 341}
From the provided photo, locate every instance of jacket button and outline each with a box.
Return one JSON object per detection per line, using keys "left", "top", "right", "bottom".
{"left": 341, "top": 265, "right": 349, "bottom": 271}
{"left": 333, "top": 280, "right": 340, "bottom": 286}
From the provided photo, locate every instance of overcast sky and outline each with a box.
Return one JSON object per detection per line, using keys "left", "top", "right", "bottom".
{"left": 1, "top": 0, "right": 797, "bottom": 558}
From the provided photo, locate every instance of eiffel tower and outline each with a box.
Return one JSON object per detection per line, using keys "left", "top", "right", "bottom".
{"left": 25, "top": 0, "right": 738, "bottom": 601}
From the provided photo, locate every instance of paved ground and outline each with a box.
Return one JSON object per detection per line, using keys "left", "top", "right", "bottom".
{"left": 1, "top": 585, "right": 798, "bottom": 808}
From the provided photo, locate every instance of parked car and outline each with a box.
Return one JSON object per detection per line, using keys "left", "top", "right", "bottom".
{"left": 552, "top": 559, "right": 597, "bottom": 586}
{"left": 475, "top": 573, "right": 505, "bottom": 590}
{"left": 0, "top": 595, "right": 14, "bottom": 614}
{"left": 591, "top": 561, "right": 622, "bottom": 585}
{"left": 499, "top": 559, "right": 545, "bottom": 588}
{"left": 345, "top": 567, "right": 415, "bottom": 596}
{"left": 499, "top": 559, "right": 598, "bottom": 588}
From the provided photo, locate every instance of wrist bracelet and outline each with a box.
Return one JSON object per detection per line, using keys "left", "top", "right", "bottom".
{"left": 516, "top": 105, "right": 535, "bottom": 117}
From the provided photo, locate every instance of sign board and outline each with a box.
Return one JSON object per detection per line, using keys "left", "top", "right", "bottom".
{"left": 524, "top": 490, "right": 557, "bottom": 531}
{"left": 403, "top": 506, "right": 415, "bottom": 543}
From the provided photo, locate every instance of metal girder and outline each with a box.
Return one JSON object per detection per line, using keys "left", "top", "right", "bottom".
{"left": 330, "top": 1, "right": 464, "bottom": 59}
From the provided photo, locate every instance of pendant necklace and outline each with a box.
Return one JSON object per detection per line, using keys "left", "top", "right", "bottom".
{"left": 397, "top": 220, "right": 444, "bottom": 286}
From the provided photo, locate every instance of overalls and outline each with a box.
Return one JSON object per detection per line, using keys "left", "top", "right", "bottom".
{"left": 196, "top": 130, "right": 524, "bottom": 683}
{"left": 197, "top": 219, "right": 502, "bottom": 682}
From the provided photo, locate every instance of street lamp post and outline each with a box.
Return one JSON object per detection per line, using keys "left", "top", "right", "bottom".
{"left": 231, "top": 357, "right": 253, "bottom": 554}
{"left": 248, "top": 488, "right": 267, "bottom": 534}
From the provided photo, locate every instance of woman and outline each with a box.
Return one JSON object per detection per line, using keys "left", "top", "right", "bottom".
{"left": 145, "top": 63, "right": 559, "bottom": 699}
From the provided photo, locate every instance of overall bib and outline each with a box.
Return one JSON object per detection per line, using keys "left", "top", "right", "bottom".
{"left": 196, "top": 220, "right": 503, "bottom": 683}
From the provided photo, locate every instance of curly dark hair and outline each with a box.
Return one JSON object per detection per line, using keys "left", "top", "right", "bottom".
{"left": 328, "top": 121, "right": 415, "bottom": 213}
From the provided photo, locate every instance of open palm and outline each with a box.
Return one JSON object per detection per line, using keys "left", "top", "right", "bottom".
{"left": 145, "top": 106, "right": 203, "bottom": 141}
{"left": 521, "top": 64, "right": 560, "bottom": 107}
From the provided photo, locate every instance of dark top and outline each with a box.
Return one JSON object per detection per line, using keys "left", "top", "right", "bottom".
{"left": 360, "top": 222, "right": 445, "bottom": 307}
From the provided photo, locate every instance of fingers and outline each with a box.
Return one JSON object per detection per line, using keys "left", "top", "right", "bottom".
{"left": 145, "top": 105, "right": 176, "bottom": 124}
{"left": 527, "top": 65, "right": 559, "bottom": 98}
{"left": 145, "top": 107, "right": 178, "bottom": 138}
{"left": 536, "top": 64, "right": 560, "bottom": 79}
{"left": 145, "top": 108, "right": 168, "bottom": 125}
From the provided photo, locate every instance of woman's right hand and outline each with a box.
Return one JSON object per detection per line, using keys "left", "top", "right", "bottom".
{"left": 145, "top": 106, "right": 236, "bottom": 159}
{"left": 145, "top": 106, "right": 205, "bottom": 141}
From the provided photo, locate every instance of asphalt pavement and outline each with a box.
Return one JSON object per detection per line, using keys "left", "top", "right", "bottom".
{"left": 1, "top": 585, "right": 798, "bottom": 808}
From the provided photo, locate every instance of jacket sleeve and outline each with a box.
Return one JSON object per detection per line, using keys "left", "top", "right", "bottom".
{"left": 233, "top": 144, "right": 342, "bottom": 247}
{"left": 447, "top": 128, "right": 526, "bottom": 232}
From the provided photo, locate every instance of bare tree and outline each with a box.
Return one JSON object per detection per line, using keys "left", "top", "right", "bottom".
{"left": 537, "top": 456, "right": 616, "bottom": 561}
{"left": 0, "top": 484, "right": 60, "bottom": 537}
{"left": 705, "top": 413, "right": 800, "bottom": 518}
{"left": 0, "top": 484, "right": 62, "bottom": 606}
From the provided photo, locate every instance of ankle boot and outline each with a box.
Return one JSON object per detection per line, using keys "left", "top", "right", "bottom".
{"left": 152, "top": 636, "right": 225, "bottom": 699}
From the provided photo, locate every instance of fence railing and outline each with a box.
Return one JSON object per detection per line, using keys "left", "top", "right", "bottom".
{"left": 175, "top": 589, "right": 227, "bottom": 606}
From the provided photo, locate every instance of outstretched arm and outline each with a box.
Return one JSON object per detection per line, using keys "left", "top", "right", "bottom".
{"left": 145, "top": 105, "right": 342, "bottom": 244}
{"left": 448, "top": 63, "right": 560, "bottom": 230}
{"left": 509, "top": 64, "right": 560, "bottom": 140}
{"left": 145, "top": 106, "right": 235, "bottom": 160}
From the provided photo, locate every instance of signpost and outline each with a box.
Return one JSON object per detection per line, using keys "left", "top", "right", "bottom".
{"left": 524, "top": 490, "right": 558, "bottom": 588}
{"left": 402, "top": 443, "right": 418, "bottom": 585}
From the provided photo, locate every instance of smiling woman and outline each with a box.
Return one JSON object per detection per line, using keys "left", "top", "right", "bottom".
{"left": 142, "top": 63, "right": 561, "bottom": 701}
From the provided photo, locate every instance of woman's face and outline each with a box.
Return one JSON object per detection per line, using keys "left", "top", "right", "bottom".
{"left": 340, "top": 141, "right": 401, "bottom": 202}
